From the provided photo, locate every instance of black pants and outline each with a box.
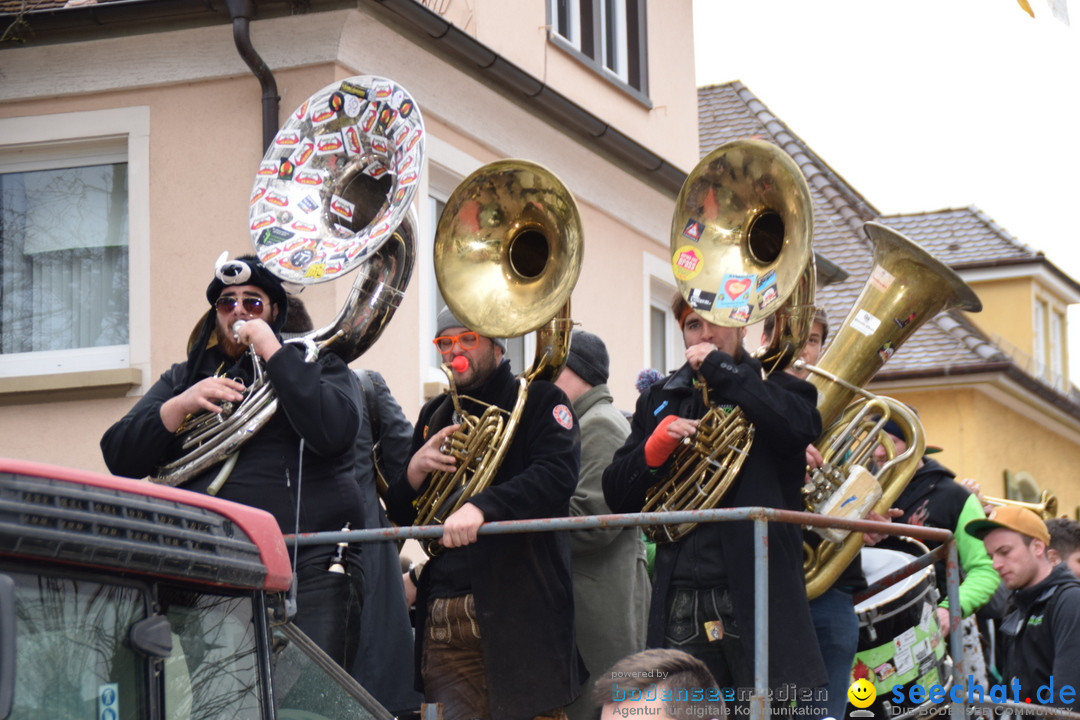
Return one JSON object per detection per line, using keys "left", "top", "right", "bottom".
{"left": 293, "top": 545, "right": 365, "bottom": 669}
{"left": 665, "top": 586, "right": 750, "bottom": 689}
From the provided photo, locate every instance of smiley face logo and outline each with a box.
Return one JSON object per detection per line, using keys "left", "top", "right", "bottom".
{"left": 848, "top": 678, "right": 876, "bottom": 708}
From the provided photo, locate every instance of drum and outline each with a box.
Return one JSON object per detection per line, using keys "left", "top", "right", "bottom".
{"left": 850, "top": 546, "right": 950, "bottom": 713}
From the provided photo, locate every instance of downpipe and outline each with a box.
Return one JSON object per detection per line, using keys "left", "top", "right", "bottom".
{"left": 225, "top": 0, "right": 280, "bottom": 153}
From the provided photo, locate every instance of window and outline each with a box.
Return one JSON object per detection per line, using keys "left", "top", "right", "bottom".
{"left": 0, "top": 108, "right": 149, "bottom": 381}
{"left": 1033, "top": 299, "right": 1046, "bottom": 378}
{"left": 7, "top": 572, "right": 149, "bottom": 719}
{"left": 549, "top": 0, "right": 649, "bottom": 96}
{"left": 645, "top": 252, "right": 678, "bottom": 375}
{"left": 1051, "top": 308, "right": 1064, "bottom": 383}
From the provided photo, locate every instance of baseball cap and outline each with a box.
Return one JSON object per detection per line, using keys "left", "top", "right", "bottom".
{"left": 965, "top": 505, "right": 1050, "bottom": 546}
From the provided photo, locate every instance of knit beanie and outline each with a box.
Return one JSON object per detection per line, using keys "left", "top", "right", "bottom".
{"left": 565, "top": 329, "right": 610, "bottom": 387}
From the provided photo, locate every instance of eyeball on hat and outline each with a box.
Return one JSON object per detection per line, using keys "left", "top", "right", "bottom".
{"left": 215, "top": 254, "right": 254, "bottom": 286}
{"left": 205, "top": 251, "right": 289, "bottom": 333}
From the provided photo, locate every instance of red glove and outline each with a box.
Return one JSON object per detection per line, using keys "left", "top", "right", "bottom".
{"left": 644, "top": 415, "right": 683, "bottom": 467}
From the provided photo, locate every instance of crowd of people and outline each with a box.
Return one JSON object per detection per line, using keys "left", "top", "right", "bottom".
{"left": 100, "top": 252, "right": 1080, "bottom": 720}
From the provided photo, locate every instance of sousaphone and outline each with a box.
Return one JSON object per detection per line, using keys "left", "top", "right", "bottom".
{"left": 153, "top": 75, "right": 424, "bottom": 487}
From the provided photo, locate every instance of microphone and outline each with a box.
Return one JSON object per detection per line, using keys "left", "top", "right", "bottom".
{"left": 450, "top": 355, "right": 470, "bottom": 373}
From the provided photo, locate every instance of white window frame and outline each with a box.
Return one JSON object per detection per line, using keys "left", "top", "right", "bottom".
{"left": 599, "top": 0, "right": 630, "bottom": 83}
{"left": 556, "top": 0, "right": 582, "bottom": 48}
{"left": 0, "top": 108, "right": 150, "bottom": 384}
{"left": 1051, "top": 307, "right": 1064, "bottom": 383}
{"left": 1033, "top": 298, "right": 1046, "bottom": 379}
{"left": 644, "top": 251, "right": 677, "bottom": 375}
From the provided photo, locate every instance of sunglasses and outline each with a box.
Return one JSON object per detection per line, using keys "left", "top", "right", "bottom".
{"left": 215, "top": 296, "right": 266, "bottom": 315}
{"left": 433, "top": 331, "right": 479, "bottom": 353}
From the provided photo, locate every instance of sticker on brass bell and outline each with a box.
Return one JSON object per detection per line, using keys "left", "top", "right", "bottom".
{"left": 894, "top": 312, "right": 917, "bottom": 329}
{"left": 681, "top": 218, "right": 704, "bottom": 241}
{"left": 727, "top": 304, "right": 752, "bottom": 324}
{"left": 687, "top": 288, "right": 716, "bottom": 310}
{"left": 672, "top": 246, "right": 704, "bottom": 281}
{"left": 716, "top": 273, "right": 756, "bottom": 308}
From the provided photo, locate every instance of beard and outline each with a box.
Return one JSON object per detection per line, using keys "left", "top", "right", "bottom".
{"left": 454, "top": 346, "right": 500, "bottom": 393}
{"left": 215, "top": 319, "right": 248, "bottom": 360}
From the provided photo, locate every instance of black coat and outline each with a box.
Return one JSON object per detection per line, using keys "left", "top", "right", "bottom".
{"left": 100, "top": 342, "right": 364, "bottom": 538}
{"left": 602, "top": 350, "right": 827, "bottom": 690}
{"left": 385, "top": 360, "right": 584, "bottom": 720}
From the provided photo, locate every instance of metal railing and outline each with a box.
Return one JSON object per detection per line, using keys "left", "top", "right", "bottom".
{"left": 286, "top": 508, "right": 1077, "bottom": 720}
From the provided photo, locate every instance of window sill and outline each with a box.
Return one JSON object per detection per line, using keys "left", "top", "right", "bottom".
{"left": 0, "top": 368, "right": 143, "bottom": 406}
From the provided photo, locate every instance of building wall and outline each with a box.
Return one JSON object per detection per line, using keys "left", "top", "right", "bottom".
{"left": 883, "top": 385, "right": 1080, "bottom": 520}
{"left": 0, "top": 3, "right": 690, "bottom": 473}
{"left": 967, "top": 277, "right": 1032, "bottom": 352}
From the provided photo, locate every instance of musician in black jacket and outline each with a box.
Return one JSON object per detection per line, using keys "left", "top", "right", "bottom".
{"left": 385, "top": 307, "right": 583, "bottom": 720}
{"left": 100, "top": 253, "right": 365, "bottom": 668}
{"left": 602, "top": 294, "right": 826, "bottom": 701}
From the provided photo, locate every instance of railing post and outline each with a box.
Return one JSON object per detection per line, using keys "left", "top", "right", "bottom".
{"left": 752, "top": 516, "right": 770, "bottom": 720}
{"left": 946, "top": 539, "right": 965, "bottom": 719}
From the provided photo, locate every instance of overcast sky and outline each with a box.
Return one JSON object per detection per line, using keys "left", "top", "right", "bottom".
{"left": 692, "top": 0, "right": 1080, "bottom": 373}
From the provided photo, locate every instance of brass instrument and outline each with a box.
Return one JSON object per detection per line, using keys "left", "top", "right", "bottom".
{"left": 642, "top": 139, "right": 816, "bottom": 543}
{"left": 984, "top": 490, "right": 1059, "bottom": 520}
{"left": 413, "top": 159, "right": 583, "bottom": 556}
{"left": 801, "top": 222, "right": 982, "bottom": 599}
{"left": 153, "top": 76, "right": 423, "bottom": 487}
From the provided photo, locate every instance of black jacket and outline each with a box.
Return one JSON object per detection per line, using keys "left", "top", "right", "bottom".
{"left": 602, "top": 350, "right": 827, "bottom": 690}
{"left": 881, "top": 458, "right": 1001, "bottom": 617}
{"left": 385, "top": 359, "right": 584, "bottom": 720}
{"left": 100, "top": 342, "right": 364, "bottom": 537}
{"left": 1000, "top": 563, "right": 1080, "bottom": 709}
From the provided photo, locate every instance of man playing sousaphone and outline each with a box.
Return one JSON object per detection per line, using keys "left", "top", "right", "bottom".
{"left": 385, "top": 307, "right": 584, "bottom": 720}
{"left": 602, "top": 293, "right": 827, "bottom": 707}
{"left": 100, "top": 253, "right": 366, "bottom": 669}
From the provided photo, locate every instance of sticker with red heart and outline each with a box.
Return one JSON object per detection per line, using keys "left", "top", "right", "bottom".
{"left": 724, "top": 277, "right": 751, "bottom": 299}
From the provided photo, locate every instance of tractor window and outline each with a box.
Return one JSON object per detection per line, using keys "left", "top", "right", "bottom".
{"left": 7, "top": 572, "right": 148, "bottom": 720}
{"left": 159, "top": 588, "right": 262, "bottom": 720}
